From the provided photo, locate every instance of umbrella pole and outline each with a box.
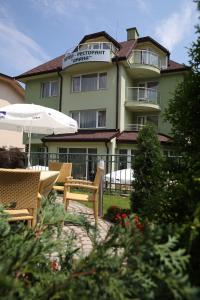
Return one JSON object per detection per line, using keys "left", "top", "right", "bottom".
{"left": 28, "top": 131, "right": 32, "bottom": 168}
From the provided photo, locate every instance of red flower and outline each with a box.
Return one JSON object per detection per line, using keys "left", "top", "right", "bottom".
{"left": 125, "top": 221, "right": 130, "bottom": 227}
{"left": 133, "top": 215, "right": 144, "bottom": 231}
{"left": 51, "top": 260, "right": 59, "bottom": 272}
{"left": 121, "top": 213, "right": 127, "bottom": 219}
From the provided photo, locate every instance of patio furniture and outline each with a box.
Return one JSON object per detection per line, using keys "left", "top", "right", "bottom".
{"left": 63, "top": 167, "right": 104, "bottom": 223}
{"left": 39, "top": 171, "right": 59, "bottom": 199}
{"left": 0, "top": 168, "right": 41, "bottom": 227}
{"left": 48, "top": 162, "right": 72, "bottom": 193}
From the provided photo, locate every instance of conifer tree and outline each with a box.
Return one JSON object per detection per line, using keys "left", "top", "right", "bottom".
{"left": 130, "top": 125, "right": 164, "bottom": 221}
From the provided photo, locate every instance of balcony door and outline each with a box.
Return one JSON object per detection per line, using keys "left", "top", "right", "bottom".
{"left": 138, "top": 82, "right": 158, "bottom": 102}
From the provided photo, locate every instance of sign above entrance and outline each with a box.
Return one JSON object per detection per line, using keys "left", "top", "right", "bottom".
{"left": 62, "top": 48, "right": 111, "bottom": 69}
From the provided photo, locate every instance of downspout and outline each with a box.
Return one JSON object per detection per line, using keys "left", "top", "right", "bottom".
{"left": 105, "top": 141, "right": 109, "bottom": 174}
{"left": 58, "top": 71, "right": 63, "bottom": 112}
{"left": 115, "top": 58, "right": 119, "bottom": 129}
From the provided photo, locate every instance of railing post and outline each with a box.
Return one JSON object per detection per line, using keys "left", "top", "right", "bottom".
{"left": 98, "top": 160, "right": 105, "bottom": 217}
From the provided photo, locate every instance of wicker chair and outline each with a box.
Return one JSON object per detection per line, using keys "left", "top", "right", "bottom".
{"left": 48, "top": 162, "right": 72, "bottom": 193}
{"left": 63, "top": 167, "right": 104, "bottom": 223}
{"left": 0, "top": 168, "right": 40, "bottom": 227}
{"left": 39, "top": 172, "right": 59, "bottom": 199}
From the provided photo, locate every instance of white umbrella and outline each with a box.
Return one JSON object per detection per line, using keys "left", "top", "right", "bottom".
{"left": 105, "top": 168, "right": 135, "bottom": 185}
{"left": 0, "top": 103, "right": 78, "bottom": 166}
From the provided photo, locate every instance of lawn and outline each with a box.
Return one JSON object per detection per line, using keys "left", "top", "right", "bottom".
{"left": 84, "top": 193, "right": 130, "bottom": 216}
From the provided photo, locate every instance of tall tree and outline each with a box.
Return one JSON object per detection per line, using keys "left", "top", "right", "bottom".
{"left": 130, "top": 125, "right": 164, "bottom": 221}
{"left": 165, "top": 0, "right": 200, "bottom": 164}
{"left": 165, "top": 0, "right": 200, "bottom": 285}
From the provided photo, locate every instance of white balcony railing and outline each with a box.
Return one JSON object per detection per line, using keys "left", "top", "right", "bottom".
{"left": 62, "top": 42, "right": 116, "bottom": 69}
{"left": 127, "top": 87, "right": 159, "bottom": 104}
{"left": 125, "top": 123, "right": 158, "bottom": 131}
{"left": 125, "top": 124, "right": 144, "bottom": 131}
{"left": 130, "top": 50, "right": 160, "bottom": 68}
{"left": 76, "top": 42, "right": 117, "bottom": 53}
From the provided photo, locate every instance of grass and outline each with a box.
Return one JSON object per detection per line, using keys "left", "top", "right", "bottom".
{"left": 84, "top": 193, "right": 130, "bottom": 216}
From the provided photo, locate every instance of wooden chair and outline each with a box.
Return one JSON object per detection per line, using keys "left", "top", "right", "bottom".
{"left": 48, "top": 162, "right": 72, "bottom": 194}
{"left": 63, "top": 167, "right": 104, "bottom": 223}
{"left": 0, "top": 168, "right": 41, "bottom": 227}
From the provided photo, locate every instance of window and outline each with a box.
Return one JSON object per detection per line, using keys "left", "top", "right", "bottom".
{"left": 71, "top": 110, "right": 106, "bottom": 128}
{"left": 138, "top": 81, "right": 158, "bottom": 103}
{"left": 98, "top": 110, "right": 106, "bottom": 127}
{"left": 118, "top": 149, "right": 134, "bottom": 170}
{"left": 136, "top": 115, "right": 158, "bottom": 129}
{"left": 72, "top": 77, "right": 80, "bottom": 92}
{"left": 82, "top": 74, "right": 97, "bottom": 91}
{"left": 41, "top": 80, "right": 59, "bottom": 98}
{"left": 58, "top": 148, "right": 97, "bottom": 180}
{"left": 72, "top": 72, "right": 107, "bottom": 92}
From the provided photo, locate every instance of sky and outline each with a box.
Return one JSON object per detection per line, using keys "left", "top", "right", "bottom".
{"left": 0, "top": 0, "right": 199, "bottom": 77}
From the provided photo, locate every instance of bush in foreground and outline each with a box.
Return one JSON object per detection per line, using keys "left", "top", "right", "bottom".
{"left": 0, "top": 194, "right": 199, "bottom": 300}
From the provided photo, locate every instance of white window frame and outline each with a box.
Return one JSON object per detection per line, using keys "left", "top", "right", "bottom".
{"left": 41, "top": 80, "right": 59, "bottom": 98}
{"left": 136, "top": 115, "right": 158, "bottom": 127}
{"left": 58, "top": 147, "right": 97, "bottom": 179}
{"left": 70, "top": 109, "right": 106, "bottom": 129}
{"left": 71, "top": 72, "right": 107, "bottom": 92}
{"left": 118, "top": 149, "right": 133, "bottom": 169}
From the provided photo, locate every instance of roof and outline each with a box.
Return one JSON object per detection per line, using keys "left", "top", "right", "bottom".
{"left": 114, "top": 39, "right": 136, "bottom": 60}
{"left": 78, "top": 31, "right": 121, "bottom": 49}
{"left": 42, "top": 129, "right": 172, "bottom": 144}
{"left": 15, "top": 55, "right": 64, "bottom": 80}
{"left": 42, "top": 129, "right": 119, "bottom": 142}
{"left": 161, "top": 60, "right": 189, "bottom": 74}
{"left": 16, "top": 31, "right": 187, "bottom": 80}
{"left": 137, "top": 36, "right": 170, "bottom": 55}
{"left": 0, "top": 73, "right": 24, "bottom": 97}
{"left": 117, "top": 131, "right": 172, "bottom": 144}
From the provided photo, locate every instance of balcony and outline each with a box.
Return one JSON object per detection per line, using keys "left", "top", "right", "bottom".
{"left": 125, "top": 87, "right": 160, "bottom": 112}
{"left": 125, "top": 124, "right": 144, "bottom": 131}
{"left": 62, "top": 42, "right": 116, "bottom": 70}
{"left": 128, "top": 50, "right": 161, "bottom": 77}
{"left": 125, "top": 123, "right": 158, "bottom": 132}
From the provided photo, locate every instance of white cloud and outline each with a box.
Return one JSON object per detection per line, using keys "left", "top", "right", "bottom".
{"left": 0, "top": 3, "right": 49, "bottom": 75}
{"left": 31, "top": 0, "right": 95, "bottom": 17}
{"left": 155, "top": 1, "right": 197, "bottom": 51}
{"left": 135, "top": 0, "right": 148, "bottom": 13}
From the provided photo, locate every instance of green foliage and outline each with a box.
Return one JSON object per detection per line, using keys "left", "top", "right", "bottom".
{"left": 0, "top": 198, "right": 198, "bottom": 300}
{"left": 104, "top": 205, "right": 131, "bottom": 223}
{"left": 163, "top": 0, "right": 200, "bottom": 286}
{"left": 165, "top": 1, "right": 200, "bottom": 160}
{"left": 130, "top": 125, "right": 164, "bottom": 220}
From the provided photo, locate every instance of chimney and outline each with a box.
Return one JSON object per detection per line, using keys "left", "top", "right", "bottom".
{"left": 126, "top": 27, "right": 139, "bottom": 40}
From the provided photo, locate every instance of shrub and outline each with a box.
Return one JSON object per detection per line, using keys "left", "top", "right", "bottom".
{"left": 0, "top": 199, "right": 198, "bottom": 300}
{"left": 0, "top": 147, "right": 27, "bottom": 168}
{"left": 130, "top": 125, "right": 164, "bottom": 221}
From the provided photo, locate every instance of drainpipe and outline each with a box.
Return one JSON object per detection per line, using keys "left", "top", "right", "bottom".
{"left": 58, "top": 71, "right": 63, "bottom": 112}
{"left": 105, "top": 141, "right": 109, "bottom": 174}
{"left": 115, "top": 58, "right": 119, "bottom": 129}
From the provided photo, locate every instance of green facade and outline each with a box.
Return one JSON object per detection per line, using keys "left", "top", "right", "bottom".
{"left": 19, "top": 31, "right": 187, "bottom": 158}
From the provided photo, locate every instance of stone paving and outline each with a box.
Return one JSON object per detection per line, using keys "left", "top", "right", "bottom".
{"left": 60, "top": 199, "right": 111, "bottom": 257}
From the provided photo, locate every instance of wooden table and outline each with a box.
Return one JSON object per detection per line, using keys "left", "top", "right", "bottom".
{"left": 39, "top": 171, "right": 59, "bottom": 197}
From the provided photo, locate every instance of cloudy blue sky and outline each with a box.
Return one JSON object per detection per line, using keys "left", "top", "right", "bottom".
{"left": 0, "top": 0, "right": 199, "bottom": 77}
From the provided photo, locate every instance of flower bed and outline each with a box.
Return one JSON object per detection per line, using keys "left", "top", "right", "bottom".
{"left": 104, "top": 205, "right": 144, "bottom": 231}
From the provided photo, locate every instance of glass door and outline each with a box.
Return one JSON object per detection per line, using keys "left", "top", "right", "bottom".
{"left": 136, "top": 116, "right": 146, "bottom": 130}
{"left": 138, "top": 83, "right": 146, "bottom": 101}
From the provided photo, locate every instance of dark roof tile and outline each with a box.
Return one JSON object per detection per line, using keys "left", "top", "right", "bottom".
{"left": 161, "top": 60, "right": 189, "bottom": 73}
{"left": 15, "top": 55, "right": 64, "bottom": 79}
{"left": 16, "top": 36, "right": 187, "bottom": 79}
{"left": 42, "top": 129, "right": 119, "bottom": 142}
{"left": 117, "top": 131, "right": 172, "bottom": 144}
{"left": 42, "top": 129, "right": 172, "bottom": 144}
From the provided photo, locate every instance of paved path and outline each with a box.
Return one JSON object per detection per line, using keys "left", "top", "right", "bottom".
{"left": 58, "top": 199, "right": 111, "bottom": 257}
